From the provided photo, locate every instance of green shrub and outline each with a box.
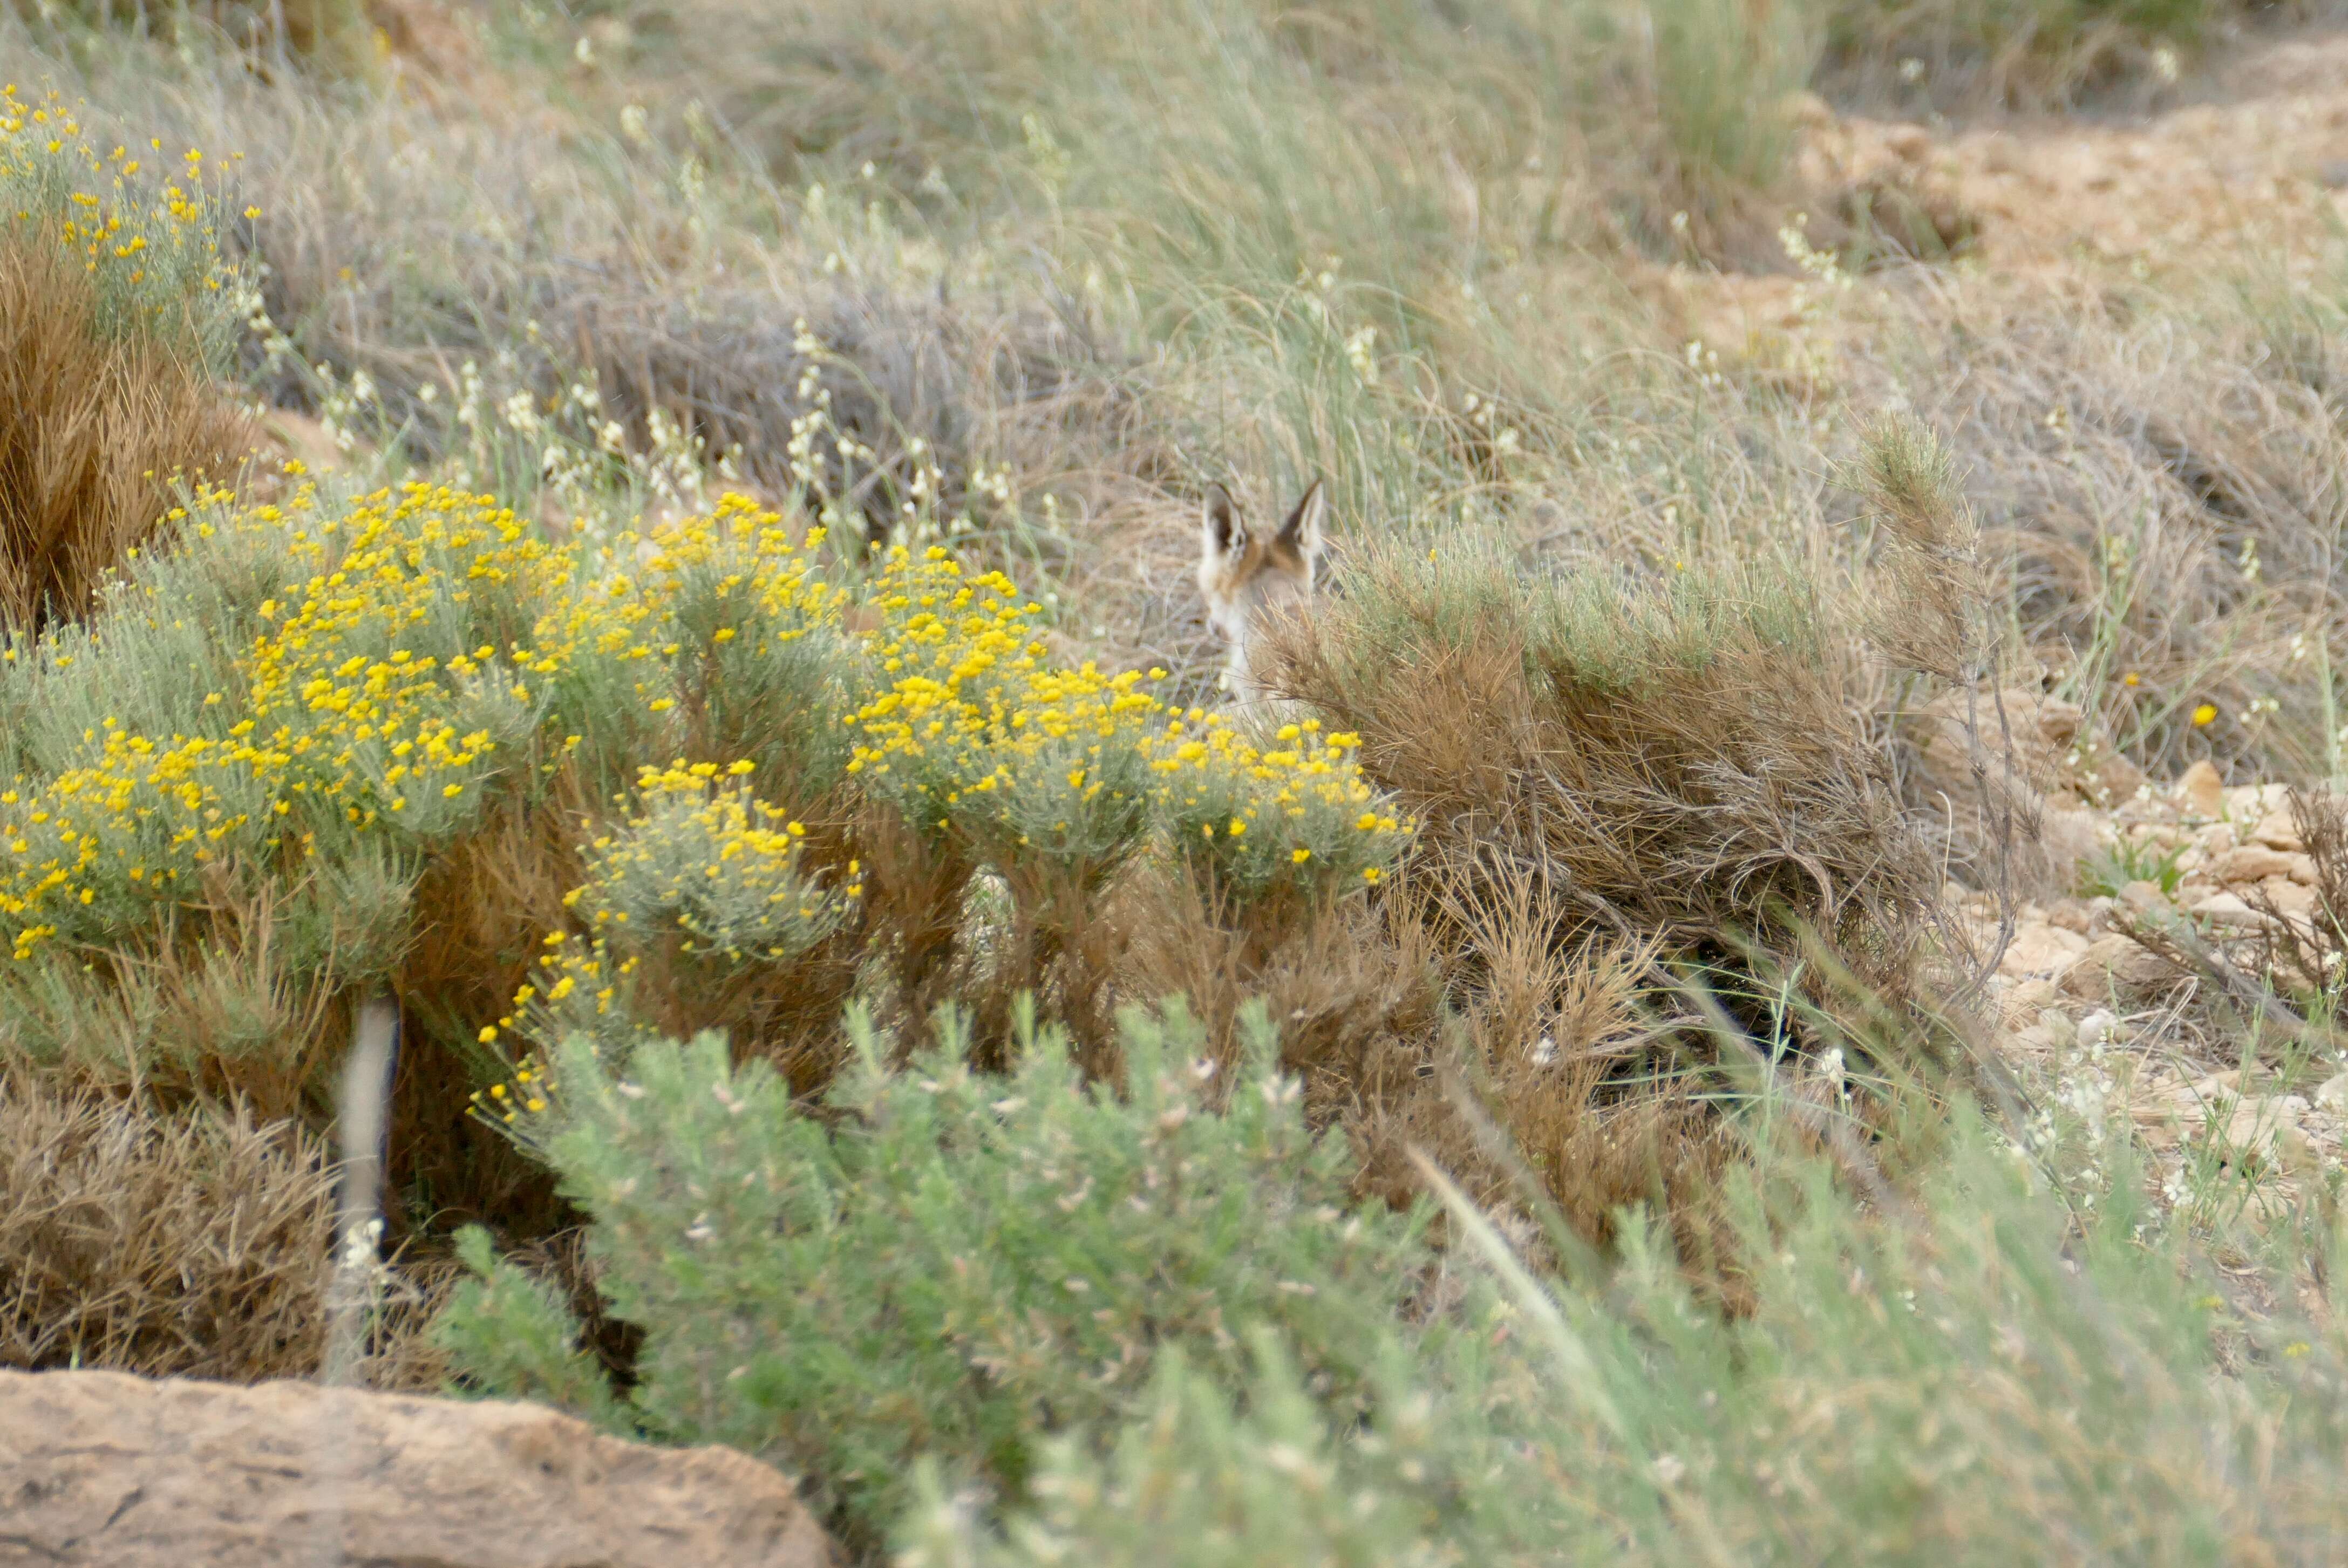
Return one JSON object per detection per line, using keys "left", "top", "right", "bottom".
{"left": 438, "top": 999, "right": 1437, "bottom": 1548}
{"left": 907, "top": 1102, "right": 2348, "bottom": 1566}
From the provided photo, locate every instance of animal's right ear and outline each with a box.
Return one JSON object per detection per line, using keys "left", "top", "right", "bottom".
{"left": 1202, "top": 483, "right": 1246, "bottom": 558}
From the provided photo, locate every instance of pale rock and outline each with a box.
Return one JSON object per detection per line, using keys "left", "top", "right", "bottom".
{"left": 2001, "top": 923, "right": 2090, "bottom": 980}
{"left": 2195, "top": 821, "right": 2237, "bottom": 857}
{"left": 2256, "top": 877, "right": 2316, "bottom": 921}
{"left": 2250, "top": 809, "right": 2306, "bottom": 853}
{"left": 2315, "top": 1071, "right": 2348, "bottom": 1110}
{"left": 2075, "top": 1008, "right": 2119, "bottom": 1051}
{"left": 2118, "top": 879, "right": 2166, "bottom": 913}
{"left": 2189, "top": 890, "right": 2269, "bottom": 929}
{"left": 1999, "top": 977, "right": 2059, "bottom": 1023}
{"left": 2046, "top": 899, "right": 2095, "bottom": 935}
{"left": 2215, "top": 1098, "right": 2316, "bottom": 1171}
{"left": 0, "top": 1369, "right": 836, "bottom": 1568}
{"left": 2060, "top": 933, "right": 2175, "bottom": 999}
{"left": 2179, "top": 759, "right": 2225, "bottom": 818}
{"left": 2212, "top": 844, "right": 2298, "bottom": 885}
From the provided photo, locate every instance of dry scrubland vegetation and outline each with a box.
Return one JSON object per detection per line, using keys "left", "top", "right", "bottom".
{"left": 8, "top": 0, "right": 2348, "bottom": 1559}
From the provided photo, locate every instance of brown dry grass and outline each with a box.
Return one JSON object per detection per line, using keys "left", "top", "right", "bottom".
{"left": 0, "top": 237, "right": 248, "bottom": 637}
{"left": 0, "top": 1071, "right": 444, "bottom": 1386}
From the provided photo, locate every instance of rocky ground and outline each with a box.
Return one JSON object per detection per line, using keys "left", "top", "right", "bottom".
{"left": 1963, "top": 721, "right": 2348, "bottom": 1218}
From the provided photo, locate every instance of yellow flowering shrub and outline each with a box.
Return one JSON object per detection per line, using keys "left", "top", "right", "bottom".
{"left": 0, "top": 83, "right": 241, "bottom": 363}
{"left": 847, "top": 546, "right": 1163, "bottom": 877}
{"left": 1148, "top": 714, "right": 1403, "bottom": 902}
{"left": 0, "top": 483, "right": 569, "bottom": 961}
{"left": 579, "top": 762, "right": 861, "bottom": 964}
{"left": 845, "top": 544, "right": 1408, "bottom": 903}
{"left": 0, "top": 474, "right": 1406, "bottom": 1127}
{"left": 530, "top": 496, "right": 853, "bottom": 793}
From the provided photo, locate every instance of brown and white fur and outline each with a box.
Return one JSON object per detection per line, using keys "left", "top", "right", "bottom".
{"left": 1196, "top": 479, "right": 1326, "bottom": 704}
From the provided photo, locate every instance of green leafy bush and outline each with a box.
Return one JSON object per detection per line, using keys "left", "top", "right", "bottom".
{"left": 438, "top": 1000, "right": 1437, "bottom": 1547}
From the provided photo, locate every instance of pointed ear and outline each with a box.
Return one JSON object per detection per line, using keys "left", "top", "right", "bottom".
{"left": 1202, "top": 483, "right": 1245, "bottom": 557}
{"left": 1275, "top": 479, "right": 1326, "bottom": 559}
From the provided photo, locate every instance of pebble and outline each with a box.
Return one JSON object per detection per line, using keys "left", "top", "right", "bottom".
{"left": 2212, "top": 844, "right": 2298, "bottom": 885}
{"left": 2179, "top": 759, "right": 2225, "bottom": 819}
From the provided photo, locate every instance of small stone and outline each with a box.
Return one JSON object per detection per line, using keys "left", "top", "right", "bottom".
{"left": 2189, "top": 890, "right": 2269, "bottom": 930}
{"left": 2046, "top": 899, "right": 2094, "bottom": 935}
{"left": 2179, "top": 759, "right": 2224, "bottom": 819}
{"left": 2060, "top": 933, "right": 2175, "bottom": 1000}
{"left": 2196, "top": 821, "right": 2237, "bottom": 857}
{"left": 2213, "top": 844, "right": 2297, "bottom": 885}
{"left": 2250, "top": 809, "right": 2306, "bottom": 853}
{"left": 2257, "top": 877, "right": 2316, "bottom": 921}
{"left": 2000, "top": 977, "right": 2059, "bottom": 1021}
{"left": 2002, "top": 924, "right": 2090, "bottom": 980}
{"left": 2315, "top": 1071, "right": 2348, "bottom": 1110}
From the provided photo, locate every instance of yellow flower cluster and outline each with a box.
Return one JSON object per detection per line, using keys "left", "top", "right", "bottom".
{"left": 0, "top": 84, "right": 238, "bottom": 335}
{"left": 529, "top": 495, "right": 844, "bottom": 697}
{"left": 847, "top": 546, "right": 1165, "bottom": 864}
{"left": 581, "top": 760, "right": 862, "bottom": 962}
{"left": 0, "top": 483, "right": 565, "bottom": 959}
{"left": 843, "top": 545, "right": 1407, "bottom": 896}
{"left": 472, "top": 761, "right": 867, "bottom": 1130}
{"left": 1148, "top": 713, "right": 1403, "bottom": 896}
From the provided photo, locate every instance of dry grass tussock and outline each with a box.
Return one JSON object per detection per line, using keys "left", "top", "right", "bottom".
{"left": 0, "top": 1070, "right": 443, "bottom": 1386}
{"left": 1272, "top": 542, "right": 1948, "bottom": 1009}
{"left": 1204, "top": 514, "right": 1990, "bottom": 1274}
{"left": 0, "top": 238, "right": 246, "bottom": 636}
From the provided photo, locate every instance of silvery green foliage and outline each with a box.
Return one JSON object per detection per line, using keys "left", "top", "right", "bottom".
{"left": 441, "top": 998, "right": 1438, "bottom": 1543}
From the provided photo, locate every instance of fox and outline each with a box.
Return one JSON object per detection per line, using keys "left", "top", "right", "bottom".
{"left": 1196, "top": 478, "right": 1326, "bottom": 704}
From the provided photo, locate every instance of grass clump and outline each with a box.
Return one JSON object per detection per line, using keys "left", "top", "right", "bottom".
{"left": 0, "top": 85, "right": 247, "bottom": 635}
{"left": 0, "top": 1069, "right": 439, "bottom": 1385}
{"left": 1272, "top": 536, "right": 1944, "bottom": 1032}
{"left": 439, "top": 1000, "right": 1436, "bottom": 1554}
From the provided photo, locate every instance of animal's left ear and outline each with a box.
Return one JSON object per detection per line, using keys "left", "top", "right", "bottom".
{"left": 1275, "top": 479, "right": 1326, "bottom": 560}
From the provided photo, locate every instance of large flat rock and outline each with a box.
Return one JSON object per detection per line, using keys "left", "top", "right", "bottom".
{"left": 0, "top": 1368, "right": 835, "bottom": 1567}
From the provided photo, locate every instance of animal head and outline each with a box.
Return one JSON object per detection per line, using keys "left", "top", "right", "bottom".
{"left": 1196, "top": 479, "right": 1326, "bottom": 700}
